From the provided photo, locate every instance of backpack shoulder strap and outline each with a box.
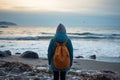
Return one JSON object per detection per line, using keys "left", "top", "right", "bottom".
{"left": 56, "top": 41, "right": 60, "bottom": 46}
{"left": 63, "top": 38, "right": 68, "bottom": 45}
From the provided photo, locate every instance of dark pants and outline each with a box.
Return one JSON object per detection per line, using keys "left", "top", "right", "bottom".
{"left": 53, "top": 71, "right": 66, "bottom": 80}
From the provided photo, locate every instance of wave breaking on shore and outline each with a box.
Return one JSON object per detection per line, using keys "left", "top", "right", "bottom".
{"left": 0, "top": 32, "right": 120, "bottom": 40}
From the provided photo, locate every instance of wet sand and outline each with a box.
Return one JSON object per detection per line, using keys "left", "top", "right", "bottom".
{"left": 0, "top": 55, "right": 120, "bottom": 73}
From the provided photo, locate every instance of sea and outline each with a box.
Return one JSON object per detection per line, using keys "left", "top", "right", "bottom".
{"left": 0, "top": 26, "right": 120, "bottom": 62}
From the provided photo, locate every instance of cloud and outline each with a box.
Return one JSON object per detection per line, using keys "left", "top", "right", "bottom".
{"left": 0, "top": 0, "right": 120, "bottom": 15}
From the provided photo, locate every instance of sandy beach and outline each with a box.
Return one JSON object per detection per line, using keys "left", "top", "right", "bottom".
{"left": 0, "top": 55, "right": 120, "bottom": 73}
{"left": 0, "top": 55, "right": 120, "bottom": 80}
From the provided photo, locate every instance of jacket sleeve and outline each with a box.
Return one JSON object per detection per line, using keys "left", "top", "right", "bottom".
{"left": 67, "top": 39, "right": 73, "bottom": 67}
{"left": 47, "top": 39, "right": 54, "bottom": 65}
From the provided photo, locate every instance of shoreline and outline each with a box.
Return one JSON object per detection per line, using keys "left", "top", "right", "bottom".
{"left": 73, "top": 59, "right": 120, "bottom": 73}
{"left": 0, "top": 55, "right": 120, "bottom": 73}
{"left": 0, "top": 55, "right": 120, "bottom": 80}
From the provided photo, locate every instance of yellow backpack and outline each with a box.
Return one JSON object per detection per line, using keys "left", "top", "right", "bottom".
{"left": 53, "top": 39, "right": 70, "bottom": 70}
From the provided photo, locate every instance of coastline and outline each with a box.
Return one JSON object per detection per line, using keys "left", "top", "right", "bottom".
{"left": 0, "top": 55, "right": 120, "bottom": 73}
{"left": 0, "top": 55, "right": 120, "bottom": 80}
{"left": 73, "top": 59, "right": 120, "bottom": 73}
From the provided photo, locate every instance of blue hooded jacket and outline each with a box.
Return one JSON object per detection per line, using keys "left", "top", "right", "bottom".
{"left": 47, "top": 23, "right": 73, "bottom": 71}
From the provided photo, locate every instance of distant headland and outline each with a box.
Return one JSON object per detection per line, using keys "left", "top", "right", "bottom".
{"left": 0, "top": 21, "right": 17, "bottom": 28}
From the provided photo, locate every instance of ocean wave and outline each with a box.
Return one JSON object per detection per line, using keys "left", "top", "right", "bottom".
{"left": 68, "top": 32, "right": 120, "bottom": 39}
{"left": 0, "top": 32, "right": 120, "bottom": 40}
{"left": 0, "top": 36, "right": 53, "bottom": 40}
{"left": 68, "top": 32, "right": 120, "bottom": 36}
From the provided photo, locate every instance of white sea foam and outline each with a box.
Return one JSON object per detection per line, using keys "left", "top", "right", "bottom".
{"left": 0, "top": 26, "right": 120, "bottom": 62}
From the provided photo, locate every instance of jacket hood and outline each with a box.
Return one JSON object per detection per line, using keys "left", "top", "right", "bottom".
{"left": 56, "top": 23, "right": 66, "bottom": 34}
{"left": 55, "top": 23, "right": 67, "bottom": 42}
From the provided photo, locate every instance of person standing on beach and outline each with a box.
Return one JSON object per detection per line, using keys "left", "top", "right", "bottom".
{"left": 48, "top": 23, "right": 73, "bottom": 80}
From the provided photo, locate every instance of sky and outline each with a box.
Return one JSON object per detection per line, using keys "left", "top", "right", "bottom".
{"left": 0, "top": 0, "right": 120, "bottom": 26}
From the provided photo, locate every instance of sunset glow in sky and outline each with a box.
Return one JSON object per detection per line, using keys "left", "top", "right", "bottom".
{"left": 0, "top": 0, "right": 120, "bottom": 26}
{"left": 0, "top": 0, "right": 120, "bottom": 15}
